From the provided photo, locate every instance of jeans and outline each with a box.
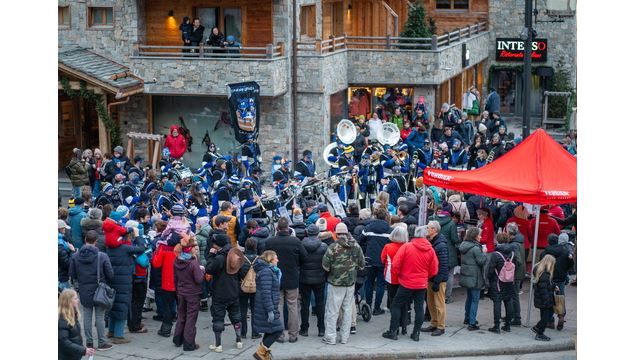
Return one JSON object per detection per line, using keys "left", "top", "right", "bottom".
{"left": 464, "top": 288, "right": 481, "bottom": 325}
{"left": 364, "top": 266, "right": 386, "bottom": 310}
{"left": 511, "top": 280, "right": 522, "bottom": 321}
{"left": 299, "top": 282, "right": 325, "bottom": 332}
{"left": 262, "top": 330, "right": 284, "bottom": 348}
{"left": 445, "top": 267, "right": 456, "bottom": 300}
{"left": 239, "top": 295, "right": 258, "bottom": 337}
{"left": 324, "top": 284, "right": 355, "bottom": 344}
{"left": 535, "top": 307, "right": 553, "bottom": 334}
{"left": 389, "top": 286, "right": 426, "bottom": 332}
{"left": 92, "top": 181, "right": 102, "bottom": 198}
{"left": 82, "top": 305, "right": 107, "bottom": 346}
{"left": 386, "top": 283, "right": 408, "bottom": 328}
{"left": 108, "top": 318, "right": 125, "bottom": 337}
{"left": 278, "top": 288, "right": 299, "bottom": 340}
{"left": 72, "top": 186, "right": 82, "bottom": 198}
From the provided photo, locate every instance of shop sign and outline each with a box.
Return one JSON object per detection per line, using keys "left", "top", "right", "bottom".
{"left": 495, "top": 38, "right": 548, "bottom": 62}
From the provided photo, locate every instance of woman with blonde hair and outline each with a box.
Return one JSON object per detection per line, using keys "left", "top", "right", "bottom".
{"left": 375, "top": 191, "right": 396, "bottom": 215}
{"left": 59, "top": 289, "right": 95, "bottom": 359}
{"left": 532, "top": 254, "right": 557, "bottom": 341}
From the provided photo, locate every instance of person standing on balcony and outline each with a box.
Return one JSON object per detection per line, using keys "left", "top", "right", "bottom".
{"left": 190, "top": 18, "right": 205, "bottom": 51}
{"left": 207, "top": 27, "right": 227, "bottom": 54}
{"left": 179, "top": 17, "right": 193, "bottom": 54}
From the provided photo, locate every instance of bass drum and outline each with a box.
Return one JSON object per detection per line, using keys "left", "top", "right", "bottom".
{"left": 168, "top": 166, "right": 193, "bottom": 181}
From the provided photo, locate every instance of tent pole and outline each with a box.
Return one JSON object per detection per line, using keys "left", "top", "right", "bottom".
{"left": 526, "top": 204, "right": 542, "bottom": 327}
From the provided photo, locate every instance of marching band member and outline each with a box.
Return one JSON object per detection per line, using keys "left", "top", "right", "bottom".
{"left": 295, "top": 150, "right": 316, "bottom": 181}
{"left": 272, "top": 159, "right": 292, "bottom": 196}
{"left": 240, "top": 135, "right": 262, "bottom": 177}
{"left": 336, "top": 146, "right": 357, "bottom": 202}
{"left": 237, "top": 178, "right": 260, "bottom": 228}
{"left": 202, "top": 143, "right": 221, "bottom": 168}
{"left": 271, "top": 155, "right": 283, "bottom": 178}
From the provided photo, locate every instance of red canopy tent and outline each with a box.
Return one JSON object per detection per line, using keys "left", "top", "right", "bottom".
{"left": 419, "top": 129, "right": 577, "bottom": 326}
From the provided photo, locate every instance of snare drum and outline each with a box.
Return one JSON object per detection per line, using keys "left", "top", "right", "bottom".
{"left": 260, "top": 197, "right": 279, "bottom": 211}
{"left": 169, "top": 166, "right": 193, "bottom": 181}
{"left": 302, "top": 184, "right": 319, "bottom": 199}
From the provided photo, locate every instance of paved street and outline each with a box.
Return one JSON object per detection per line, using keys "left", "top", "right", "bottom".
{"left": 92, "top": 281, "right": 576, "bottom": 360}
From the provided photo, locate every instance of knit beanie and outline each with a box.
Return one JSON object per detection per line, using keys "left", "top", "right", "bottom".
{"left": 88, "top": 208, "right": 103, "bottom": 220}
{"left": 116, "top": 205, "right": 129, "bottom": 219}
{"left": 163, "top": 181, "right": 176, "bottom": 193}
{"left": 558, "top": 233, "right": 569, "bottom": 245}
{"left": 316, "top": 218, "right": 327, "bottom": 232}
{"left": 171, "top": 204, "right": 185, "bottom": 216}
{"left": 306, "top": 224, "right": 319, "bottom": 236}
{"left": 547, "top": 233, "right": 559, "bottom": 246}
{"left": 335, "top": 223, "right": 348, "bottom": 234}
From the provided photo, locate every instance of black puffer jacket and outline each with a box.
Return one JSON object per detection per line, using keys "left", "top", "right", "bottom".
{"left": 58, "top": 315, "right": 86, "bottom": 360}
{"left": 533, "top": 271, "right": 555, "bottom": 308}
{"left": 58, "top": 240, "right": 73, "bottom": 283}
{"left": 353, "top": 218, "right": 370, "bottom": 242}
{"left": 290, "top": 221, "right": 307, "bottom": 241}
{"left": 359, "top": 219, "right": 392, "bottom": 267}
{"left": 106, "top": 236, "right": 145, "bottom": 320}
{"left": 541, "top": 244, "right": 574, "bottom": 283}
{"left": 69, "top": 244, "right": 114, "bottom": 308}
{"left": 265, "top": 230, "right": 308, "bottom": 289}
{"left": 206, "top": 243, "right": 239, "bottom": 303}
{"left": 430, "top": 234, "right": 449, "bottom": 284}
{"left": 300, "top": 235, "right": 328, "bottom": 285}
{"left": 342, "top": 215, "right": 360, "bottom": 235}
{"left": 251, "top": 227, "right": 271, "bottom": 255}
{"left": 487, "top": 243, "right": 516, "bottom": 301}
{"left": 80, "top": 217, "right": 106, "bottom": 252}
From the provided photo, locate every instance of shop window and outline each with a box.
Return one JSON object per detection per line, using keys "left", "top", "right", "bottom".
{"left": 59, "top": 6, "right": 70, "bottom": 27}
{"left": 300, "top": 5, "right": 317, "bottom": 38}
{"left": 88, "top": 7, "right": 113, "bottom": 28}
{"left": 436, "top": 0, "right": 469, "bottom": 10}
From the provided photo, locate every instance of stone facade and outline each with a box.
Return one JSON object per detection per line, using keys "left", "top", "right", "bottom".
{"left": 117, "top": 94, "right": 149, "bottom": 157}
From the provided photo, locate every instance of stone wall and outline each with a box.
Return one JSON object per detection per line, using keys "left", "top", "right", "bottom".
{"left": 488, "top": 0, "right": 577, "bottom": 87}
{"left": 117, "top": 94, "right": 149, "bottom": 158}
{"left": 258, "top": 94, "right": 294, "bottom": 175}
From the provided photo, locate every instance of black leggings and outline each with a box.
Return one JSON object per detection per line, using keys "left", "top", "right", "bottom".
{"left": 262, "top": 331, "right": 283, "bottom": 348}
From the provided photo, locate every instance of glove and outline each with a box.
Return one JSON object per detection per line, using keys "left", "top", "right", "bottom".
{"left": 267, "top": 311, "right": 274, "bottom": 323}
{"left": 432, "top": 283, "right": 440, "bottom": 292}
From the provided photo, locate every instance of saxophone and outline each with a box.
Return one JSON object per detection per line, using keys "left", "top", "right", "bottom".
{"left": 486, "top": 148, "right": 496, "bottom": 163}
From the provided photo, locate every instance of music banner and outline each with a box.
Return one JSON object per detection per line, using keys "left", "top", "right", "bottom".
{"left": 227, "top": 81, "right": 260, "bottom": 143}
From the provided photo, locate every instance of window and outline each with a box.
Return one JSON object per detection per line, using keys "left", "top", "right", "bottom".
{"left": 58, "top": 6, "right": 70, "bottom": 27}
{"left": 436, "top": 0, "right": 469, "bottom": 10}
{"left": 300, "top": 5, "right": 316, "bottom": 38}
{"left": 88, "top": 7, "right": 113, "bottom": 28}
{"left": 224, "top": 8, "right": 242, "bottom": 43}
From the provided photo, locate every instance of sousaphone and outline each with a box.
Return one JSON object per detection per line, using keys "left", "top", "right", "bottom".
{"left": 336, "top": 119, "right": 357, "bottom": 145}
{"left": 378, "top": 122, "right": 401, "bottom": 146}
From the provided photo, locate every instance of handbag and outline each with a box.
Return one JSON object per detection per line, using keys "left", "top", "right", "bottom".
{"left": 93, "top": 252, "right": 116, "bottom": 309}
{"left": 553, "top": 294, "right": 566, "bottom": 315}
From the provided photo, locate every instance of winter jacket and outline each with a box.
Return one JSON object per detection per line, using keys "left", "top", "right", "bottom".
{"left": 480, "top": 218, "right": 495, "bottom": 253}
{"left": 359, "top": 219, "right": 392, "bottom": 267}
{"left": 392, "top": 237, "right": 438, "bottom": 290}
{"left": 195, "top": 223, "right": 211, "bottom": 266}
{"left": 265, "top": 230, "right": 308, "bottom": 289}
{"left": 205, "top": 243, "right": 239, "bottom": 303}
{"left": 353, "top": 218, "right": 370, "bottom": 243}
{"left": 253, "top": 259, "right": 284, "bottom": 334}
{"left": 290, "top": 221, "right": 307, "bottom": 241}
{"left": 151, "top": 243, "right": 177, "bottom": 292}
{"left": 212, "top": 210, "right": 239, "bottom": 247}
{"left": 509, "top": 233, "right": 527, "bottom": 281}
{"left": 405, "top": 130, "right": 428, "bottom": 150}
{"left": 506, "top": 216, "right": 533, "bottom": 250}
{"left": 400, "top": 127, "right": 413, "bottom": 141}
{"left": 380, "top": 242, "right": 404, "bottom": 285}
{"left": 58, "top": 234, "right": 73, "bottom": 283}
{"left": 103, "top": 218, "right": 129, "bottom": 249}
{"left": 322, "top": 233, "right": 365, "bottom": 287}
{"left": 342, "top": 215, "right": 360, "bottom": 236}
{"left": 190, "top": 25, "right": 205, "bottom": 44}
{"left": 485, "top": 91, "right": 501, "bottom": 114}
{"left": 448, "top": 194, "right": 470, "bottom": 222}
{"left": 486, "top": 243, "right": 515, "bottom": 300}
{"left": 305, "top": 208, "right": 320, "bottom": 226}
{"left": 207, "top": 31, "right": 226, "bottom": 47}
{"left": 541, "top": 244, "right": 574, "bottom": 284}
{"left": 429, "top": 233, "right": 449, "bottom": 284}
{"left": 106, "top": 236, "right": 145, "bottom": 320}
{"left": 68, "top": 206, "right": 87, "bottom": 249}
{"left": 300, "top": 235, "right": 328, "bottom": 285}
{"left": 250, "top": 227, "right": 270, "bottom": 255}
{"left": 69, "top": 244, "right": 114, "bottom": 308}
{"left": 459, "top": 240, "right": 487, "bottom": 289}
{"left": 165, "top": 125, "right": 187, "bottom": 159}
{"left": 530, "top": 214, "right": 561, "bottom": 249}
{"left": 179, "top": 22, "right": 193, "bottom": 42}
{"left": 433, "top": 215, "right": 461, "bottom": 269}
{"left": 319, "top": 211, "right": 341, "bottom": 232}
{"left": 80, "top": 217, "right": 106, "bottom": 252}
{"left": 68, "top": 157, "right": 90, "bottom": 187}
{"left": 533, "top": 270, "right": 555, "bottom": 309}
{"left": 58, "top": 315, "right": 86, "bottom": 360}
{"left": 174, "top": 256, "right": 205, "bottom": 297}
{"left": 238, "top": 250, "right": 259, "bottom": 296}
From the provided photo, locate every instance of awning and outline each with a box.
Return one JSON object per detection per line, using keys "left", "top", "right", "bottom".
{"left": 58, "top": 46, "right": 144, "bottom": 99}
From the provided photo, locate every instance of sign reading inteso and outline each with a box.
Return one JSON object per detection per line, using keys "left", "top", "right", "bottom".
{"left": 495, "top": 38, "right": 548, "bottom": 62}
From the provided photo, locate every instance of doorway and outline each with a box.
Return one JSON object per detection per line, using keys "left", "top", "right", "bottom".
{"left": 492, "top": 69, "right": 518, "bottom": 115}
{"left": 58, "top": 93, "right": 100, "bottom": 170}
{"left": 196, "top": 8, "right": 218, "bottom": 42}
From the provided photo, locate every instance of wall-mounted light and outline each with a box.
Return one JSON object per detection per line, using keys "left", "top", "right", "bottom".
{"left": 348, "top": 4, "right": 352, "bottom": 10}
{"left": 168, "top": 9, "right": 174, "bottom": 17}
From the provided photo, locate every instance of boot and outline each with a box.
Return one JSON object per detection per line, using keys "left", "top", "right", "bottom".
{"left": 253, "top": 342, "right": 269, "bottom": 360}
{"left": 172, "top": 334, "right": 183, "bottom": 347}
{"left": 488, "top": 323, "right": 501, "bottom": 334}
{"left": 557, "top": 315, "right": 565, "bottom": 331}
{"left": 183, "top": 342, "right": 200, "bottom": 351}
{"left": 410, "top": 329, "right": 420, "bottom": 342}
{"left": 381, "top": 329, "right": 398, "bottom": 340}
{"left": 158, "top": 323, "right": 172, "bottom": 337}
{"left": 501, "top": 323, "right": 511, "bottom": 332}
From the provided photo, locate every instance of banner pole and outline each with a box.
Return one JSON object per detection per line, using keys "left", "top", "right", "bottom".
{"left": 526, "top": 204, "right": 542, "bottom": 327}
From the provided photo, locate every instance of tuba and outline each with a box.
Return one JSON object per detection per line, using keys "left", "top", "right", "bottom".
{"left": 377, "top": 122, "right": 401, "bottom": 146}
{"left": 323, "top": 142, "right": 339, "bottom": 167}
{"left": 336, "top": 119, "right": 358, "bottom": 145}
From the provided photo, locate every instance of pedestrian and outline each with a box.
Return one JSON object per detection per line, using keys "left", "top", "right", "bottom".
{"left": 352, "top": 208, "right": 372, "bottom": 242}
{"left": 68, "top": 148, "right": 91, "bottom": 198}
{"left": 126, "top": 220, "right": 151, "bottom": 335}
{"left": 81, "top": 208, "right": 106, "bottom": 252}
{"left": 238, "top": 237, "right": 262, "bottom": 339}
{"left": 530, "top": 207, "right": 561, "bottom": 262}
{"left": 506, "top": 205, "right": 534, "bottom": 266}
{"left": 540, "top": 233, "right": 574, "bottom": 330}
{"left": 380, "top": 225, "right": 409, "bottom": 335}
{"left": 316, "top": 217, "right": 335, "bottom": 246}
{"left": 212, "top": 201, "right": 240, "bottom": 247}
{"left": 299, "top": 224, "right": 328, "bottom": 337}
{"left": 321, "top": 223, "right": 366, "bottom": 345}
{"left": 382, "top": 226, "right": 438, "bottom": 341}
{"left": 318, "top": 203, "right": 341, "bottom": 232}
{"left": 290, "top": 208, "right": 307, "bottom": 240}
{"left": 58, "top": 289, "right": 96, "bottom": 360}
{"left": 477, "top": 208, "right": 495, "bottom": 253}
{"left": 194, "top": 216, "right": 211, "bottom": 311}
{"left": 486, "top": 233, "right": 515, "bottom": 334}
{"left": 205, "top": 215, "right": 245, "bottom": 352}
{"left": 342, "top": 203, "right": 360, "bottom": 233}
{"left": 531, "top": 254, "right": 557, "bottom": 341}
{"left": 459, "top": 227, "right": 487, "bottom": 330}
{"left": 106, "top": 223, "right": 145, "bottom": 343}
{"left": 69, "top": 230, "right": 114, "bottom": 350}
{"left": 359, "top": 207, "right": 392, "bottom": 315}
{"left": 179, "top": 16, "right": 193, "bottom": 54}
{"left": 173, "top": 235, "right": 205, "bottom": 351}
{"left": 264, "top": 217, "right": 308, "bottom": 343}
{"left": 252, "top": 250, "right": 285, "bottom": 360}
{"left": 59, "top": 220, "right": 75, "bottom": 292}
{"left": 152, "top": 230, "right": 180, "bottom": 337}
{"left": 304, "top": 200, "right": 320, "bottom": 225}
{"left": 506, "top": 222, "right": 526, "bottom": 326}
{"left": 69, "top": 197, "right": 88, "bottom": 249}
{"left": 422, "top": 221, "right": 449, "bottom": 336}
{"left": 431, "top": 202, "right": 461, "bottom": 304}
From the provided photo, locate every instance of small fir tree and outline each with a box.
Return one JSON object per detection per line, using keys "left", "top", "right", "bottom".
{"left": 399, "top": 2, "right": 433, "bottom": 49}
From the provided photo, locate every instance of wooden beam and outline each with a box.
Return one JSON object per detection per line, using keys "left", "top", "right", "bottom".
{"left": 58, "top": 81, "right": 105, "bottom": 94}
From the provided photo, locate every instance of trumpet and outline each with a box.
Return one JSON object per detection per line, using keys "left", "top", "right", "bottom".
{"left": 370, "top": 151, "right": 382, "bottom": 166}
{"left": 394, "top": 151, "right": 409, "bottom": 166}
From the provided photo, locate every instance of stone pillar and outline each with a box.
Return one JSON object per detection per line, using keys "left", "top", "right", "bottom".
{"left": 117, "top": 94, "right": 149, "bottom": 157}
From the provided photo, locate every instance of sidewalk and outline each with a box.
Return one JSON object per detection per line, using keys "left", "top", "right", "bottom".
{"left": 93, "top": 282, "right": 576, "bottom": 360}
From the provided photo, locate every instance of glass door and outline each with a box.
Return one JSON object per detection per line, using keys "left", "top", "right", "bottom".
{"left": 224, "top": 8, "right": 242, "bottom": 43}
{"left": 196, "top": 8, "right": 218, "bottom": 43}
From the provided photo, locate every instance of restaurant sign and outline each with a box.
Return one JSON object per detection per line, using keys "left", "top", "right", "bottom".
{"left": 495, "top": 38, "right": 548, "bottom": 62}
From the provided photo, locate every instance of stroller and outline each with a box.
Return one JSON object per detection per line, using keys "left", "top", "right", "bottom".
{"left": 355, "top": 260, "right": 372, "bottom": 322}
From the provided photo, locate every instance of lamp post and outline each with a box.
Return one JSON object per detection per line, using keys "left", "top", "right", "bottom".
{"left": 522, "top": 0, "right": 533, "bottom": 139}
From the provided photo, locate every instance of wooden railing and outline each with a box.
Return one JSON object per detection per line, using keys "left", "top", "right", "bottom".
{"left": 297, "top": 22, "right": 487, "bottom": 55}
{"left": 133, "top": 43, "right": 285, "bottom": 59}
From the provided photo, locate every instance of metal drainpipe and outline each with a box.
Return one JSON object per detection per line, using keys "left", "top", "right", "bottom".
{"left": 107, "top": 95, "right": 130, "bottom": 112}
{"left": 291, "top": 0, "right": 298, "bottom": 163}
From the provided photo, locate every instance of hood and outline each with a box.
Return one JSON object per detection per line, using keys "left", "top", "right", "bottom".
{"left": 459, "top": 240, "right": 480, "bottom": 254}
{"left": 411, "top": 237, "right": 434, "bottom": 252}
{"left": 77, "top": 245, "right": 99, "bottom": 264}
{"left": 252, "top": 227, "right": 270, "bottom": 238}
{"left": 437, "top": 216, "right": 452, "bottom": 227}
{"left": 169, "top": 125, "right": 180, "bottom": 136}
{"left": 80, "top": 217, "right": 102, "bottom": 230}
{"left": 174, "top": 257, "right": 194, "bottom": 271}
{"left": 511, "top": 233, "right": 524, "bottom": 245}
{"left": 254, "top": 258, "right": 274, "bottom": 273}
{"left": 58, "top": 233, "right": 68, "bottom": 247}
{"left": 69, "top": 206, "right": 85, "bottom": 216}
{"left": 405, "top": 199, "right": 417, "bottom": 213}
{"left": 495, "top": 243, "right": 514, "bottom": 256}
{"left": 302, "top": 236, "right": 322, "bottom": 252}
{"left": 448, "top": 194, "right": 462, "bottom": 204}
{"left": 336, "top": 233, "right": 356, "bottom": 248}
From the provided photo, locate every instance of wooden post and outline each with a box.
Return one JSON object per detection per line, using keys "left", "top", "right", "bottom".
{"left": 445, "top": 32, "right": 450, "bottom": 45}
{"left": 431, "top": 35, "right": 437, "bottom": 50}
{"left": 152, "top": 140, "right": 160, "bottom": 170}
{"left": 315, "top": 39, "right": 322, "bottom": 55}
{"left": 386, "top": 34, "right": 391, "bottom": 49}
{"left": 329, "top": 35, "right": 335, "bottom": 52}
{"left": 343, "top": 34, "right": 347, "bottom": 49}
{"left": 277, "top": 41, "right": 285, "bottom": 56}
{"left": 457, "top": 28, "right": 461, "bottom": 41}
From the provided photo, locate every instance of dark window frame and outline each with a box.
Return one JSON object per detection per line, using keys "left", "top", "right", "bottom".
{"left": 88, "top": 6, "right": 114, "bottom": 29}
{"left": 59, "top": 6, "right": 71, "bottom": 28}
{"left": 436, "top": 0, "right": 469, "bottom": 11}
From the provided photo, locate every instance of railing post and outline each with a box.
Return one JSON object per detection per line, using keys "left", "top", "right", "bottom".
{"left": 457, "top": 28, "right": 461, "bottom": 41}
{"left": 386, "top": 34, "right": 391, "bottom": 49}
{"left": 277, "top": 41, "right": 285, "bottom": 57}
{"left": 199, "top": 44, "right": 204, "bottom": 58}
{"left": 132, "top": 42, "right": 139, "bottom": 56}
{"left": 329, "top": 34, "right": 335, "bottom": 52}
{"left": 445, "top": 32, "right": 450, "bottom": 45}
{"left": 431, "top": 35, "right": 437, "bottom": 50}
{"left": 344, "top": 34, "right": 347, "bottom": 49}
{"left": 315, "top": 39, "right": 322, "bottom": 55}
{"left": 266, "top": 44, "right": 274, "bottom": 59}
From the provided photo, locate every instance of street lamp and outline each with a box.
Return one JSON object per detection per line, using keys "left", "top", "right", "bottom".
{"left": 522, "top": 0, "right": 533, "bottom": 139}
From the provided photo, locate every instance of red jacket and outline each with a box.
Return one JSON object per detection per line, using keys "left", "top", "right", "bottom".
{"left": 400, "top": 128, "right": 412, "bottom": 141}
{"left": 480, "top": 218, "right": 495, "bottom": 253}
{"left": 506, "top": 216, "right": 533, "bottom": 250}
{"left": 530, "top": 214, "right": 560, "bottom": 249}
{"left": 103, "top": 218, "right": 129, "bottom": 248}
{"left": 151, "top": 243, "right": 177, "bottom": 291}
{"left": 548, "top": 206, "right": 565, "bottom": 220}
{"left": 392, "top": 237, "right": 438, "bottom": 290}
{"left": 164, "top": 125, "right": 187, "bottom": 159}
{"left": 319, "top": 212, "right": 341, "bottom": 233}
{"left": 381, "top": 242, "right": 404, "bottom": 285}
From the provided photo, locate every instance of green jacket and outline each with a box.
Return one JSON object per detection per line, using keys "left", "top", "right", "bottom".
{"left": 195, "top": 224, "right": 212, "bottom": 266}
{"left": 322, "top": 233, "right": 365, "bottom": 287}
{"left": 432, "top": 215, "right": 461, "bottom": 269}
{"left": 509, "top": 233, "right": 526, "bottom": 281}
{"left": 390, "top": 115, "right": 404, "bottom": 130}
{"left": 68, "top": 157, "right": 90, "bottom": 187}
{"left": 458, "top": 239, "right": 487, "bottom": 289}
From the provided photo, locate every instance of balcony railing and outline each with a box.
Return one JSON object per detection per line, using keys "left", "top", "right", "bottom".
{"left": 132, "top": 43, "right": 285, "bottom": 59}
{"left": 297, "top": 22, "right": 488, "bottom": 55}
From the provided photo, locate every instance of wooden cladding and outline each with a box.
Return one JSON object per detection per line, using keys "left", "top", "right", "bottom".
{"left": 144, "top": 0, "right": 272, "bottom": 48}
{"left": 301, "top": 5, "right": 317, "bottom": 38}
{"left": 344, "top": 0, "right": 409, "bottom": 38}
{"left": 424, "top": 0, "right": 488, "bottom": 34}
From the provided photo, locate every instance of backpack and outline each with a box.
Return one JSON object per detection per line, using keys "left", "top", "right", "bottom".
{"left": 240, "top": 255, "right": 258, "bottom": 294}
{"left": 495, "top": 251, "right": 515, "bottom": 283}
{"left": 64, "top": 163, "right": 73, "bottom": 178}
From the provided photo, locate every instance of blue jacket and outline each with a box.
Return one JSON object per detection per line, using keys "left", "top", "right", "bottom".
{"left": 68, "top": 207, "right": 87, "bottom": 249}
{"left": 430, "top": 233, "right": 449, "bottom": 284}
{"left": 305, "top": 208, "right": 320, "bottom": 226}
{"left": 485, "top": 91, "right": 501, "bottom": 113}
{"left": 105, "top": 236, "right": 145, "bottom": 320}
{"left": 69, "top": 244, "right": 114, "bottom": 308}
{"left": 359, "top": 219, "right": 392, "bottom": 267}
{"left": 406, "top": 130, "right": 428, "bottom": 151}
{"left": 253, "top": 259, "right": 284, "bottom": 334}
